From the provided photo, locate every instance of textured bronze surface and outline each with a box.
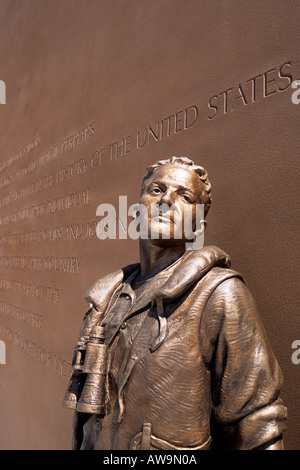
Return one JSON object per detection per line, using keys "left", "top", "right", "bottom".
{"left": 65, "top": 158, "right": 287, "bottom": 450}
{"left": 0, "top": 0, "right": 299, "bottom": 450}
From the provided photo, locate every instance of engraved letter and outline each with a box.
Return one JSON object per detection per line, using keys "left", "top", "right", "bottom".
{"left": 246, "top": 74, "right": 263, "bottom": 102}
{"left": 278, "top": 61, "right": 293, "bottom": 91}
{"left": 208, "top": 95, "right": 218, "bottom": 119}
{"left": 220, "top": 88, "right": 233, "bottom": 113}
{"left": 232, "top": 83, "right": 248, "bottom": 109}
{"left": 137, "top": 128, "right": 148, "bottom": 149}
{"left": 263, "top": 68, "right": 277, "bottom": 97}
{"left": 184, "top": 106, "right": 198, "bottom": 128}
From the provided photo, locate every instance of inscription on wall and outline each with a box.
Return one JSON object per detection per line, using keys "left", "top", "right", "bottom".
{"left": 0, "top": 60, "right": 295, "bottom": 382}
{"left": 0, "top": 121, "right": 96, "bottom": 379}
{"left": 208, "top": 61, "right": 293, "bottom": 118}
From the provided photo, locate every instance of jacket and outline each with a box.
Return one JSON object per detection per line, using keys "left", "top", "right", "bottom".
{"left": 64, "top": 246, "right": 287, "bottom": 450}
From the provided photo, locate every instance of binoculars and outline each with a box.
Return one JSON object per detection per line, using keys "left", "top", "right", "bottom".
{"left": 62, "top": 325, "right": 108, "bottom": 415}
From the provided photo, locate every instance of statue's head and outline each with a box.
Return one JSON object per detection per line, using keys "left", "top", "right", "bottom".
{"left": 140, "top": 156, "right": 212, "bottom": 216}
{"left": 139, "top": 156, "right": 212, "bottom": 248}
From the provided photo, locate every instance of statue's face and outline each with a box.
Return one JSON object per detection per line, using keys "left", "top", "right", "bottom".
{"left": 139, "top": 164, "right": 203, "bottom": 247}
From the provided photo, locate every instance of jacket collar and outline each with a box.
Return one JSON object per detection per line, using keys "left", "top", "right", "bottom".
{"left": 85, "top": 246, "right": 231, "bottom": 346}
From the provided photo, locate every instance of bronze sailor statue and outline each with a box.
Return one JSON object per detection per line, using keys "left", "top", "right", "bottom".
{"left": 63, "top": 156, "right": 287, "bottom": 450}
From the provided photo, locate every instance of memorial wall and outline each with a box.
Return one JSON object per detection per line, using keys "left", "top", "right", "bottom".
{"left": 0, "top": 0, "right": 299, "bottom": 450}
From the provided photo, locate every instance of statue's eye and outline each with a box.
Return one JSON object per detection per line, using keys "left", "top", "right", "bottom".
{"left": 150, "top": 187, "right": 162, "bottom": 195}
{"left": 180, "top": 194, "right": 192, "bottom": 203}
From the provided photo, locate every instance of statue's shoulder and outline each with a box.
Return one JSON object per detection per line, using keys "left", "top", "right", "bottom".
{"left": 84, "top": 263, "right": 139, "bottom": 310}
{"left": 156, "top": 246, "right": 237, "bottom": 302}
{"left": 189, "top": 245, "right": 245, "bottom": 289}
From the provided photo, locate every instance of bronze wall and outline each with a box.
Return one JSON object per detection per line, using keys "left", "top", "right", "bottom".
{"left": 0, "top": 0, "right": 299, "bottom": 450}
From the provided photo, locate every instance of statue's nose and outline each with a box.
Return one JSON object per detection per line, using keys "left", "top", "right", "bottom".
{"left": 159, "top": 189, "right": 175, "bottom": 206}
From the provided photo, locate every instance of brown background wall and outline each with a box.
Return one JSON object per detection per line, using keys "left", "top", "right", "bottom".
{"left": 0, "top": 0, "right": 299, "bottom": 450}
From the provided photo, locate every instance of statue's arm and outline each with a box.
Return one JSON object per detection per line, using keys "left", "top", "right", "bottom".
{"left": 201, "top": 277, "right": 287, "bottom": 450}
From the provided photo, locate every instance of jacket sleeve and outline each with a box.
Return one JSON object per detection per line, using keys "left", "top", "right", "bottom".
{"left": 200, "top": 277, "right": 287, "bottom": 450}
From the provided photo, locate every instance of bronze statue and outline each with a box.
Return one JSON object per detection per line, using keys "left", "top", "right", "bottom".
{"left": 63, "top": 156, "right": 287, "bottom": 450}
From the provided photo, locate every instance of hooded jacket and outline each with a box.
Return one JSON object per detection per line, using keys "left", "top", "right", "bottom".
{"left": 64, "top": 246, "right": 287, "bottom": 450}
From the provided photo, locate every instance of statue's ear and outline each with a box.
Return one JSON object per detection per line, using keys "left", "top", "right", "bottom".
{"left": 193, "top": 219, "right": 207, "bottom": 238}
{"left": 185, "top": 220, "right": 207, "bottom": 251}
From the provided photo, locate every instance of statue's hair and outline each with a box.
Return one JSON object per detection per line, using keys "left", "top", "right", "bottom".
{"left": 141, "top": 156, "right": 212, "bottom": 217}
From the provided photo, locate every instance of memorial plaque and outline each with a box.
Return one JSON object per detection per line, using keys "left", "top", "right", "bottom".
{"left": 0, "top": 0, "right": 299, "bottom": 450}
